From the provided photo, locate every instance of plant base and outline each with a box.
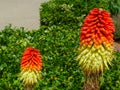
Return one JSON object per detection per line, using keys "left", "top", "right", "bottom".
{"left": 83, "top": 74, "right": 100, "bottom": 90}
{"left": 25, "top": 85, "right": 34, "bottom": 90}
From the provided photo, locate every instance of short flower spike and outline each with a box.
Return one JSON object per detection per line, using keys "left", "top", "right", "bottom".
{"left": 19, "top": 47, "right": 42, "bottom": 86}
{"left": 77, "top": 8, "right": 115, "bottom": 75}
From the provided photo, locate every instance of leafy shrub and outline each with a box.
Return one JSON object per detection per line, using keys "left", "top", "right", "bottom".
{"left": 0, "top": 0, "right": 120, "bottom": 89}
{"left": 0, "top": 25, "right": 120, "bottom": 90}
{"left": 108, "top": 0, "right": 120, "bottom": 15}
{"left": 108, "top": 0, "right": 120, "bottom": 40}
{"left": 40, "top": 0, "right": 109, "bottom": 28}
{"left": 0, "top": 25, "right": 83, "bottom": 90}
{"left": 40, "top": 0, "right": 120, "bottom": 41}
{"left": 100, "top": 51, "right": 120, "bottom": 90}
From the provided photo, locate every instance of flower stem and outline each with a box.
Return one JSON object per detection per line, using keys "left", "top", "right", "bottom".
{"left": 25, "top": 85, "right": 34, "bottom": 90}
{"left": 83, "top": 74, "right": 100, "bottom": 90}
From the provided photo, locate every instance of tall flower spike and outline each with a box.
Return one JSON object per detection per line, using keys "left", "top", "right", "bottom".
{"left": 19, "top": 47, "right": 42, "bottom": 89}
{"left": 77, "top": 8, "right": 115, "bottom": 90}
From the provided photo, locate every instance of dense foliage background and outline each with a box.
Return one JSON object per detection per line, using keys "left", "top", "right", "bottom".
{"left": 40, "top": 0, "right": 120, "bottom": 40}
{"left": 40, "top": 0, "right": 109, "bottom": 28}
{"left": 0, "top": 0, "right": 120, "bottom": 90}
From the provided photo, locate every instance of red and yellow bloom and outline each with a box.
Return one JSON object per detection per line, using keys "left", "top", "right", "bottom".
{"left": 77, "top": 8, "right": 115, "bottom": 75}
{"left": 20, "top": 47, "right": 42, "bottom": 86}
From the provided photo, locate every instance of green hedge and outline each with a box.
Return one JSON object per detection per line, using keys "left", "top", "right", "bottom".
{"left": 0, "top": 0, "right": 120, "bottom": 89}
{"left": 0, "top": 25, "right": 120, "bottom": 90}
{"left": 40, "top": 0, "right": 109, "bottom": 28}
{"left": 40, "top": 0, "right": 120, "bottom": 41}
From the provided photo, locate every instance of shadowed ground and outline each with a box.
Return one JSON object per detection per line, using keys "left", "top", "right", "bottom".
{"left": 112, "top": 14, "right": 120, "bottom": 51}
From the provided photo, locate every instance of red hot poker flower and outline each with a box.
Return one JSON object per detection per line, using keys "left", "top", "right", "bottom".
{"left": 20, "top": 47, "right": 42, "bottom": 87}
{"left": 77, "top": 8, "right": 115, "bottom": 74}
{"left": 80, "top": 8, "right": 115, "bottom": 47}
{"left": 77, "top": 8, "right": 115, "bottom": 90}
{"left": 21, "top": 47, "right": 42, "bottom": 71}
